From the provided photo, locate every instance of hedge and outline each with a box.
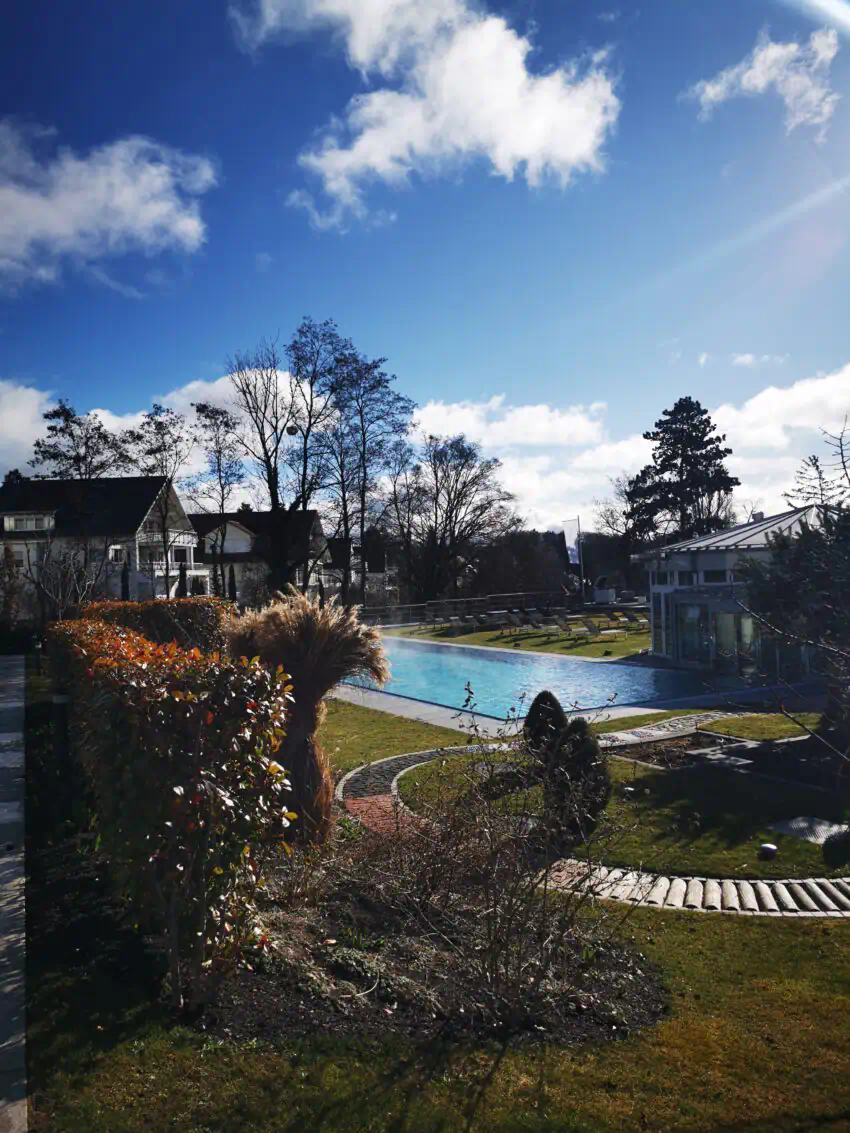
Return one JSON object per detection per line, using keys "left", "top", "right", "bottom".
{"left": 82, "top": 597, "right": 234, "bottom": 652}
{"left": 47, "top": 618, "right": 295, "bottom": 1012}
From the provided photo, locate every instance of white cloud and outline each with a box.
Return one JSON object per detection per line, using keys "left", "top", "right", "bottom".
{"left": 731, "top": 352, "right": 789, "bottom": 367}
{"left": 597, "top": 10, "right": 620, "bottom": 23}
{"left": 682, "top": 27, "right": 840, "bottom": 140}
{"left": 0, "top": 380, "right": 56, "bottom": 477}
{"left": 254, "top": 251, "right": 273, "bottom": 271}
{"left": 0, "top": 120, "right": 217, "bottom": 292}
{"left": 414, "top": 395, "right": 606, "bottom": 446}
{"left": 232, "top": 0, "right": 621, "bottom": 228}
{"left": 714, "top": 362, "right": 850, "bottom": 449}
{"left": 5, "top": 361, "right": 849, "bottom": 532}
{"left": 86, "top": 265, "right": 145, "bottom": 300}
{"left": 698, "top": 352, "right": 710, "bottom": 367}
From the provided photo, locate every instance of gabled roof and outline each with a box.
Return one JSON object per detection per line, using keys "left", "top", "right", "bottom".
{"left": 635, "top": 505, "right": 819, "bottom": 558}
{"left": 188, "top": 509, "right": 321, "bottom": 541}
{"left": 187, "top": 509, "right": 324, "bottom": 564}
{"left": 0, "top": 476, "right": 168, "bottom": 538}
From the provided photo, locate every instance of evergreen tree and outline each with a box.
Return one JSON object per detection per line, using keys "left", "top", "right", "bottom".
{"left": 176, "top": 560, "right": 188, "bottom": 598}
{"left": 228, "top": 563, "right": 238, "bottom": 602}
{"left": 625, "top": 397, "right": 739, "bottom": 541}
{"left": 120, "top": 559, "right": 130, "bottom": 601}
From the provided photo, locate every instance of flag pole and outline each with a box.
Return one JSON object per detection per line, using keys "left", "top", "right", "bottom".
{"left": 577, "top": 514, "right": 586, "bottom": 604}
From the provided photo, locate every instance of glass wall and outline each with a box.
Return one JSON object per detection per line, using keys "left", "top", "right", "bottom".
{"left": 713, "top": 611, "right": 737, "bottom": 673}
{"left": 652, "top": 593, "right": 663, "bottom": 653}
{"left": 676, "top": 603, "right": 711, "bottom": 666}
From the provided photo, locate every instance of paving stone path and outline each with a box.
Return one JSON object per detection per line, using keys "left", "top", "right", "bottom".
{"left": 336, "top": 716, "right": 850, "bottom": 920}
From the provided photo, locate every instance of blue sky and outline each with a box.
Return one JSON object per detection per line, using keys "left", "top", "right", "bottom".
{"left": 2, "top": 0, "right": 849, "bottom": 526}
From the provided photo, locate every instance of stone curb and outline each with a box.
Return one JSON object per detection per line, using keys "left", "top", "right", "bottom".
{"left": 340, "top": 745, "right": 850, "bottom": 920}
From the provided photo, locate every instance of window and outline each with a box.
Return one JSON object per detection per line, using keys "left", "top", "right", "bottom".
{"left": 173, "top": 547, "right": 188, "bottom": 564}
{"left": 655, "top": 571, "right": 668, "bottom": 585}
{"left": 33, "top": 516, "right": 45, "bottom": 529}
{"left": 110, "top": 546, "right": 125, "bottom": 564}
{"left": 13, "top": 517, "right": 26, "bottom": 531}
{"left": 678, "top": 571, "right": 694, "bottom": 586}
{"left": 703, "top": 569, "right": 727, "bottom": 583}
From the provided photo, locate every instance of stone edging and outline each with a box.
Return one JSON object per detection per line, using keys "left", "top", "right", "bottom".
{"left": 338, "top": 745, "right": 850, "bottom": 919}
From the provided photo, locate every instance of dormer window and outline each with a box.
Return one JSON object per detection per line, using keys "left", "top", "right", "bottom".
{"left": 6, "top": 513, "right": 52, "bottom": 532}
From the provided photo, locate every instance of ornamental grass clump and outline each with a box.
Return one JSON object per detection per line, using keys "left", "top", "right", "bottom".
{"left": 227, "top": 589, "right": 389, "bottom": 844}
{"left": 47, "top": 618, "right": 296, "bottom": 1014}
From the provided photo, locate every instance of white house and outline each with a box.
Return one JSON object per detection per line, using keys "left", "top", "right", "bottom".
{"left": 0, "top": 475, "right": 210, "bottom": 604}
{"left": 189, "top": 509, "right": 332, "bottom": 602}
{"left": 634, "top": 505, "right": 819, "bottom": 676}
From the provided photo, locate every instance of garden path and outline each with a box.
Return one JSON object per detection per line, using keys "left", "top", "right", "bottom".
{"left": 336, "top": 714, "right": 850, "bottom": 920}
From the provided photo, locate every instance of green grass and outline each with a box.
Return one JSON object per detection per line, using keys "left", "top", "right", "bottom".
{"left": 27, "top": 658, "right": 850, "bottom": 1131}
{"left": 321, "top": 698, "right": 468, "bottom": 775}
{"left": 383, "top": 621, "right": 651, "bottom": 660}
{"left": 399, "top": 751, "right": 849, "bottom": 880}
{"left": 698, "top": 712, "right": 823, "bottom": 742}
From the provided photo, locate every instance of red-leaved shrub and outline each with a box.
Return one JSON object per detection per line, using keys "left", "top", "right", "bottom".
{"left": 82, "top": 597, "right": 233, "bottom": 652}
{"left": 47, "top": 618, "right": 295, "bottom": 1012}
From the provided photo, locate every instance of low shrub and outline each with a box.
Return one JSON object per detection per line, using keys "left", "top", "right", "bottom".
{"left": 47, "top": 618, "right": 295, "bottom": 1013}
{"left": 82, "top": 596, "right": 234, "bottom": 652}
{"left": 523, "top": 689, "right": 568, "bottom": 754}
{"left": 542, "top": 716, "right": 611, "bottom": 844}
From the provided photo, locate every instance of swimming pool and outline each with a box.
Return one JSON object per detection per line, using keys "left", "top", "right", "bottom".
{"left": 349, "top": 636, "right": 746, "bottom": 718}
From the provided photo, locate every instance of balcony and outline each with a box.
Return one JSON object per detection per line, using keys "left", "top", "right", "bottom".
{"left": 137, "top": 528, "right": 196, "bottom": 547}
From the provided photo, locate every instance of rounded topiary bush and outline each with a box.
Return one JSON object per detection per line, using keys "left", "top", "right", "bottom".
{"left": 523, "top": 690, "right": 568, "bottom": 756}
{"left": 542, "top": 716, "right": 611, "bottom": 844}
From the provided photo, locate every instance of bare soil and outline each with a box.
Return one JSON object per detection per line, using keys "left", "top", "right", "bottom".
{"left": 202, "top": 844, "right": 668, "bottom": 1049}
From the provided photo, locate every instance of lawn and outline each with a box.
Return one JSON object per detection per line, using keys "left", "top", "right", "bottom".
{"left": 698, "top": 712, "right": 823, "bottom": 741}
{"left": 322, "top": 698, "right": 468, "bottom": 775}
{"left": 398, "top": 750, "right": 850, "bottom": 880}
{"left": 26, "top": 660, "right": 850, "bottom": 1131}
{"left": 383, "top": 621, "right": 651, "bottom": 660}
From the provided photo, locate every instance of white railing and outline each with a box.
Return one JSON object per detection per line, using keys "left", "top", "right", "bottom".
{"left": 137, "top": 529, "right": 196, "bottom": 546}
{"left": 137, "top": 561, "right": 206, "bottom": 574}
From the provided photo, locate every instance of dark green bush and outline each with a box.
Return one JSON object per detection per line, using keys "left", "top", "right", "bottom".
{"left": 82, "top": 597, "right": 233, "bottom": 652}
{"left": 523, "top": 690, "right": 568, "bottom": 755}
{"left": 541, "top": 716, "right": 611, "bottom": 844}
{"left": 47, "top": 618, "right": 295, "bottom": 1013}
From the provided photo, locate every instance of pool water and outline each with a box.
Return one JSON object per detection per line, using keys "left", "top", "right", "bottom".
{"left": 350, "top": 636, "right": 746, "bottom": 718}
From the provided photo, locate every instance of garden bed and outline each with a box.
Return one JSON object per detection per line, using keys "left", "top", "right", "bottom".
{"left": 203, "top": 852, "right": 667, "bottom": 1048}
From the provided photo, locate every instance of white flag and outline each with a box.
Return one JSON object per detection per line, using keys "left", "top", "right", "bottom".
{"left": 562, "top": 518, "right": 580, "bottom": 566}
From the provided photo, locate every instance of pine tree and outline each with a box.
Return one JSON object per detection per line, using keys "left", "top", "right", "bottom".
{"left": 176, "top": 560, "right": 188, "bottom": 598}
{"left": 120, "top": 559, "right": 130, "bottom": 601}
{"left": 228, "top": 563, "right": 238, "bottom": 602}
{"left": 625, "top": 397, "right": 739, "bottom": 541}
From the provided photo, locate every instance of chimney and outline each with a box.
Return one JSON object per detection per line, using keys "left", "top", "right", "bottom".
{"left": 751, "top": 511, "right": 764, "bottom": 523}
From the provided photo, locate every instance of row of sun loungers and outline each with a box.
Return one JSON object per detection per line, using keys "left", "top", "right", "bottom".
{"left": 436, "top": 606, "right": 649, "bottom": 640}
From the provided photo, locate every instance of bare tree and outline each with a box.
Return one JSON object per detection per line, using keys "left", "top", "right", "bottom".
{"left": 593, "top": 473, "right": 632, "bottom": 539}
{"left": 227, "top": 337, "right": 296, "bottom": 513}
{"left": 384, "top": 433, "right": 519, "bottom": 600}
{"left": 128, "top": 405, "right": 197, "bottom": 597}
{"left": 284, "top": 318, "right": 350, "bottom": 509}
{"left": 187, "top": 403, "right": 245, "bottom": 596}
{"left": 785, "top": 416, "right": 850, "bottom": 506}
{"left": 334, "top": 351, "right": 414, "bottom": 604}
{"left": 21, "top": 530, "right": 114, "bottom": 621}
